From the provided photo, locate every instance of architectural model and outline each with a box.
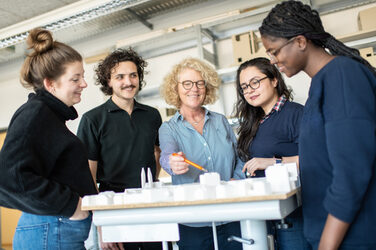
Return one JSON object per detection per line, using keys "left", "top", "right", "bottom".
{"left": 82, "top": 163, "right": 299, "bottom": 207}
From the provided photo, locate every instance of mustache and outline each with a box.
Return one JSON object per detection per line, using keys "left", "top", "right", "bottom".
{"left": 120, "top": 84, "right": 137, "bottom": 90}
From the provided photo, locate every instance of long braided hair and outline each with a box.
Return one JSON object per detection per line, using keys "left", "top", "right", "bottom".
{"left": 235, "top": 58, "right": 292, "bottom": 162}
{"left": 259, "top": 0, "right": 376, "bottom": 76}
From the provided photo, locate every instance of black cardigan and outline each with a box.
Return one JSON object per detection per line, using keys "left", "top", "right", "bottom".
{"left": 0, "top": 90, "right": 97, "bottom": 217}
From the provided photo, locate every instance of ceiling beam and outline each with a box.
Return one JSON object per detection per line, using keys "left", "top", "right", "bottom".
{"left": 126, "top": 9, "right": 153, "bottom": 30}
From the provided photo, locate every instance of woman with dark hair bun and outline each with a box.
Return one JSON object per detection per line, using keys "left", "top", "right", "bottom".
{"left": 260, "top": 1, "right": 376, "bottom": 249}
{"left": 235, "top": 57, "right": 309, "bottom": 250}
{"left": 0, "top": 28, "right": 97, "bottom": 249}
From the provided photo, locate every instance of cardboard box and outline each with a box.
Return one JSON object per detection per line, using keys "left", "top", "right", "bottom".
{"left": 232, "top": 32, "right": 253, "bottom": 64}
{"left": 231, "top": 31, "right": 267, "bottom": 65}
{"left": 358, "top": 6, "right": 376, "bottom": 30}
{"left": 359, "top": 47, "right": 376, "bottom": 67}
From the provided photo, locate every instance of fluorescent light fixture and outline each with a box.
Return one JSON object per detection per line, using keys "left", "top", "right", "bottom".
{"left": 0, "top": 0, "right": 149, "bottom": 49}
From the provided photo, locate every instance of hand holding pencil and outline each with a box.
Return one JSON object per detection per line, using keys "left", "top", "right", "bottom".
{"left": 169, "top": 152, "right": 208, "bottom": 175}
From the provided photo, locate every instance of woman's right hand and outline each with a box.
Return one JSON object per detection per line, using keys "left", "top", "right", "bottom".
{"left": 169, "top": 152, "right": 190, "bottom": 175}
{"left": 69, "top": 197, "right": 89, "bottom": 220}
{"left": 242, "top": 157, "right": 276, "bottom": 177}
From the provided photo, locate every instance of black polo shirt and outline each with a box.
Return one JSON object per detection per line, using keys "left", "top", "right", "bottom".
{"left": 77, "top": 98, "right": 162, "bottom": 191}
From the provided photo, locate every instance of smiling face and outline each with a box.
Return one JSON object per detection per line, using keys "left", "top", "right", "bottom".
{"left": 261, "top": 35, "right": 305, "bottom": 78}
{"left": 177, "top": 68, "right": 206, "bottom": 111}
{"left": 51, "top": 61, "right": 86, "bottom": 107}
{"left": 239, "top": 66, "right": 279, "bottom": 113}
{"left": 108, "top": 61, "right": 139, "bottom": 102}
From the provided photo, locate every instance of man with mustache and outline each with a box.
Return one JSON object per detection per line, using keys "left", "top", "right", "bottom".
{"left": 77, "top": 48, "right": 164, "bottom": 250}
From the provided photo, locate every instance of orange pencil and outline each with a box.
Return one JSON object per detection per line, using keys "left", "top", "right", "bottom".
{"left": 172, "top": 153, "right": 208, "bottom": 172}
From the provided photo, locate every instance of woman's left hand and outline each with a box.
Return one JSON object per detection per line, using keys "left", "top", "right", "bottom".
{"left": 242, "top": 157, "right": 276, "bottom": 176}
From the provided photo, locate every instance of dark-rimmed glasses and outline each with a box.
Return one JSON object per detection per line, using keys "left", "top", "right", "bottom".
{"left": 180, "top": 80, "right": 207, "bottom": 90}
{"left": 266, "top": 37, "right": 296, "bottom": 62}
{"left": 239, "top": 76, "right": 268, "bottom": 94}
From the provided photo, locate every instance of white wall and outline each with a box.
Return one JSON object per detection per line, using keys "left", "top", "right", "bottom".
{"left": 0, "top": 1, "right": 375, "bottom": 132}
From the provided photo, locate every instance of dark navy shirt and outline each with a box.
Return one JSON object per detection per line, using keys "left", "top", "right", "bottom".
{"left": 299, "top": 56, "right": 376, "bottom": 246}
{"left": 249, "top": 101, "right": 303, "bottom": 163}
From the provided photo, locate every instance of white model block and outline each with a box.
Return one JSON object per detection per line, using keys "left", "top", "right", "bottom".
{"left": 215, "top": 184, "right": 229, "bottom": 199}
{"left": 124, "top": 189, "right": 145, "bottom": 204}
{"left": 193, "top": 187, "right": 205, "bottom": 200}
{"left": 143, "top": 187, "right": 172, "bottom": 203}
{"left": 284, "top": 163, "right": 299, "bottom": 181}
{"left": 82, "top": 194, "right": 95, "bottom": 207}
{"left": 204, "top": 186, "right": 217, "bottom": 200}
{"left": 265, "top": 165, "right": 291, "bottom": 193}
{"left": 172, "top": 185, "right": 188, "bottom": 201}
{"left": 227, "top": 179, "right": 252, "bottom": 197}
{"left": 251, "top": 180, "right": 271, "bottom": 195}
{"left": 97, "top": 191, "right": 115, "bottom": 206}
{"left": 199, "top": 172, "right": 220, "bottom": 186}
{"left": 113, "top": 193, "right": 124, "bottom": 205}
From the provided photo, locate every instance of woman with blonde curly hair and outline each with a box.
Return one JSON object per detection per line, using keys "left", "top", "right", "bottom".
{"left": 159, "top": 57, "right": 244, "bottom": 249}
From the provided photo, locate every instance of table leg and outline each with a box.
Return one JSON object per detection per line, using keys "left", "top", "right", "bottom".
{"left": 162, "top": 241, "right": 168, "bottom": 250}
{"left": 240, "top": 219, "right": 267, "bottom": 250}
{"left": 212, "top": 222, "right": 219, "bottom": 250}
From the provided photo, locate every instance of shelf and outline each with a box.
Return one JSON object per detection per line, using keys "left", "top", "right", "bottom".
{"left": 337, "top": 28, "right": 376, "bottom": 48}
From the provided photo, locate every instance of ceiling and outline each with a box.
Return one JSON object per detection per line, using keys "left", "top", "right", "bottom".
{"left": 0, "top": 0, "right": 375, "bottom": 64}
{"left": 0, "top": 0, "right": 81, "bottom": 30}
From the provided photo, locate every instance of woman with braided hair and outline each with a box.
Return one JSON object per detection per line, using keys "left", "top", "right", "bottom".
{"left": 259, "top": 1, "right": 376, "bottom": 250}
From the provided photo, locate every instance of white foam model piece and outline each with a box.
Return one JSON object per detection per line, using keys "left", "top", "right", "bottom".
{"left": 199, "top": 172, "right": 220, "bottom": 186}
{"left": 82, "top": 168, "right": 299, "bottom": 207}
{"left": 96, "top": 191, "right": 115, "bottom": 206}
{"left": 141, "top": 168, "right": 146, "bottom": 188}
{"left": 251, "top": 180, "right": 272, "bottom": 195}
{"left": 265, "top": 163, "right": 299, "bottom": 193}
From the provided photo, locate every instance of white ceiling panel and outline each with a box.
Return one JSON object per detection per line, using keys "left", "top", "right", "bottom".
{"left": 0, "top": 0, "right": 81, "bottom": 29}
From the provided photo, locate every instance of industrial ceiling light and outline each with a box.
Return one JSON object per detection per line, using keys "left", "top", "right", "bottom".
{"left": 0, "top": 0, "right": 145, "bottom": 49}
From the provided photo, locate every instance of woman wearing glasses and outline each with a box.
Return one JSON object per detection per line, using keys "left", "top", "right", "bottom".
{"left": 235, "top": 57, "right": 309, "bottom": 250}
{"left": 260, "top": 1, "right": 376, "bottom": 249}
{"left": 159, "top": 57, "right": 244, "bottom": 250}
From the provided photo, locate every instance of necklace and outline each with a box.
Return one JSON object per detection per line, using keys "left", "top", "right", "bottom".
{"left": 191, "top": 115, "right": 205, "bottom": 125}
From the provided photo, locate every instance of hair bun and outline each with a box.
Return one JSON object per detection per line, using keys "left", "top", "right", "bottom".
{"left": 27, "top": 28, "right": 53, "bottom": 55}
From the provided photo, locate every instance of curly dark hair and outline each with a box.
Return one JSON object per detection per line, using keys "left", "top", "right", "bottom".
{"left": 235, "top": 58, "right": 292, "bottom": 162}
{"left": 95, "top": 48, "right": 147, "bottom": 95}
{"left": 259, "top": 0, "right": 376, "bottom": 76}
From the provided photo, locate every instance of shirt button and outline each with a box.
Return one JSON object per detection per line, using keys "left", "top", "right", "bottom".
{"left": 208, "top": 157, "right": 211, "bottom": 160}
{"left": 59, "top": 218, "right": 62, "bottom": 221}
{"left": 204, "top": 143, "right": 207, "bottom": 146}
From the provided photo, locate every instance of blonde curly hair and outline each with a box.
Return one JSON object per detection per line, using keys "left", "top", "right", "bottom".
{"left": 161, "top": 57, "right": 220, "bottom": 108}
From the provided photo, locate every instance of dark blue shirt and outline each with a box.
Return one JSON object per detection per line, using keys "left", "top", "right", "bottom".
{"left": 299, "top": 56, "right": 376, "bottom": 246}
{"left": 249, "top": 100, "right": 303, "bottom": 160}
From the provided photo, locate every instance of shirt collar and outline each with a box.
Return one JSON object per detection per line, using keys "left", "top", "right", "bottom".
{"left": 172, "top": 107, "right": 210, "bottom": 123}
{"left": 260, "top": 95, "right": 287, "bottom": 124}
{"left": 105, "top": 98, "right": 147, "bottom": 112}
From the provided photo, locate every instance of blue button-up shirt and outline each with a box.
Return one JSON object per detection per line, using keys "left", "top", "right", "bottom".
{"left": 159, "top": 108, "right": 245, "bottom": 185}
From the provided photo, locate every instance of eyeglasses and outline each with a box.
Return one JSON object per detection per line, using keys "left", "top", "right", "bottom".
{"left": 180, "top": 80, "right": 207, "bottom": 90}
{"left": 266, "top": 37, "right": 296, "bottom": 62}
{"left": 239, "top": 76, "right": 268, "bottom": 94}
